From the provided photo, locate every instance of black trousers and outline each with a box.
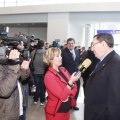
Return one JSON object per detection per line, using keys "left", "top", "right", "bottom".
{"left": 74, "top": 79, "right": 80, "bottom": 101}
{"left": 19, "top": 115, "right": 24, "bottom": 120}
{"left": 34, "top": 74, "right": 46, "bottom": 103}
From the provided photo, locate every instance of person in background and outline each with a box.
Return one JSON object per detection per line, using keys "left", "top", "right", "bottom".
{"left": 77, "top": 45, "right": 81, "bottom": 53}
{"left": 43, "top": 47, "right": 81, "bottom": 120}
{"left": 52, "top": 41, "right": 61, "bottom": 49}
{"left": 20, "top": 60, "right": 30, "bottom": 120}
{"left": 0, "top": 49, "right": 30, "bottom": 120}
{"left": 62, "top": 43, "right": 67, "bottom": 50}
{"left": 28, "top": 40, "right": 37, "bottom": 97}
{"left": 84, "top": 33, "right": 120, "bottom": 120}
{"left": 31, "top": 39, "right": 46, "bottom": 105}
{"left": 45, "top": 42, "right": 49, "bottom": 50}
{"left": 17, "top": 41, "right": 30, "bottom": 120}
{"left": 75, "top": 46, "right": 78, "bottom": 50}
{"left": 62, "top": 38, "right": 81, "bottom": 110}
{"left": 82, "top": 46, "right": 99, "bottom": 94}
{"left": 29, "top": 40, "right": 36, "bottom": 53}
{"left": 80, "top": 46, "right": 87, "bottom": 63}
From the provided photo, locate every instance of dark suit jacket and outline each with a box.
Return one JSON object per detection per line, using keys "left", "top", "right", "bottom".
{"left": 84, "top": 50, "right": 120, "bottom": 120}
{"left": 62, "top": 48, "right": 80, "bottom": 75}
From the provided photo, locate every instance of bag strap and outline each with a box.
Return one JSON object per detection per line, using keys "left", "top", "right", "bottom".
{"left": 33, "top": 49, "right": 37, "bottom": 61}
{"left": 31, "top": 49, "right": 37, "bottom": 70}
{"left": 30, "top": 49, "right": 37, "bottom": 85}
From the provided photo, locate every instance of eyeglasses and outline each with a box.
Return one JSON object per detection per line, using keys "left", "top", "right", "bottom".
{"left": 91, "top": 42, "right": 101, "bottom": 47}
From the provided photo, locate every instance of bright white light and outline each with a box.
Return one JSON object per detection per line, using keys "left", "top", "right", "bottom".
{"left": 33, "top": 0, "right": 120, "bottom": 4}
{"left": 2, "top": 0, "right": 120, "bottom": 7}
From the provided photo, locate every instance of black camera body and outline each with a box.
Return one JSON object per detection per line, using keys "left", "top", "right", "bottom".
{"left": 0, "top": 42, "right": 30, "bottom": 65}
{"left": 0, "top": 26, "right": 30, "bottom": 65}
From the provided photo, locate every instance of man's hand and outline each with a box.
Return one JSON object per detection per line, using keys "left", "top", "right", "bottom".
{"left": 8, "top": 49, "right": 20, "bottom": 72}
{"left": 21, "top": 59, "right": 31, "bottom": 70}
{"left": 8, "top": 49, "right": 20, "bottom": 60}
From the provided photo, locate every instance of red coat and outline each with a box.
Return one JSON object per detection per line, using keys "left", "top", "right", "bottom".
{"left": 44, "top": 66, "right": 77, "bottom": 120}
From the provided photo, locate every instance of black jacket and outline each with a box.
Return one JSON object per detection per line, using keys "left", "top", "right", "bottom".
{"left": 85, "top": 50, "right": 120, "bottom": 120}
{"left": 62, "top": 48, "right": 80, "bottom": 75}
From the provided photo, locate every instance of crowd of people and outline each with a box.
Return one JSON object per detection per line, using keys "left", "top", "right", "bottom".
{"left": 0, "top": 32, "right": 120, "bottom": 120}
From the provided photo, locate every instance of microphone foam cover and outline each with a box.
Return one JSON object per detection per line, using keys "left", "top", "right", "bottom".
{"left": 78, "top": 58, "right": 92, "bottom": 69}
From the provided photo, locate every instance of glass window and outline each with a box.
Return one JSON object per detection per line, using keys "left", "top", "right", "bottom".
{"left": 0, "top": 0, "right": 5, "bottom": 7}
{"left": 5, "top": 0, "right": 16, "bottom": 2}
{"left": 0, "top": 4, "right": 4, "bottom": 7}
{"left": 4, "top": 0, "right": 16, "bottom": 7}
{"left": 5, "top": 3, "right": 16, "bottom": 7}
{"left": 17, "top": 0, "right": 33, "bottom": 6}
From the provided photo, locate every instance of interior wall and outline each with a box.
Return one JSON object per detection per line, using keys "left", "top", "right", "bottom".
{"left": 0, "top": 13, "right": 48, "bottom": 23}
{"left": 69, "top": 12, "right": 120, "bottom": 22}
{"left": 68, "top": 22, "right": 85, "bottom": 46}
{"left": 1, "top": 10, "right": 120, "bottom": 47}
{"left": 47, "top": 13, "right": 69, "bottom": 45}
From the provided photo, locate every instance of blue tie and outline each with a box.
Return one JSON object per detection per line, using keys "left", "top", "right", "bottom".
{"left": 94, "top": 60, "right": 101, "bottom": 69}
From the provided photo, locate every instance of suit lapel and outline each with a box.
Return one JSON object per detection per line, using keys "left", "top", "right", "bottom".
{"left": 90, "top": 50, "right": 115, "bottom": 76}
{"left": 74, "top": 49, "right": 77, "bottom": 61}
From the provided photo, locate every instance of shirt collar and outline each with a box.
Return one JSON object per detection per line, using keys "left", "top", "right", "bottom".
{"left": 70, "top": 49, "right": 74, "bottom": 53}
{"left": 100, "top": 49, "right": 113, "bottom": 62}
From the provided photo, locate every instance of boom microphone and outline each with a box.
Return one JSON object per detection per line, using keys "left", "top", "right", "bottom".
{"left": 75, "top": 58, "right": 92, "bottom": 76}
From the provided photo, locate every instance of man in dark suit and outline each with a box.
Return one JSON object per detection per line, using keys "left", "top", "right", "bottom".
{"left": 62, "top": 38, "right": 80, "bottom": 110}
{"left": 84, "top": 33, "right": 120, "bottom": 120}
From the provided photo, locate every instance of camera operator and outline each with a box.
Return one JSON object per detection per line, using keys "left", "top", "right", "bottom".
{"left": 16, "top": 41, "right": 30, "bottom": 120}
{"left": 0, "top": 49, "right": 30, "bottom": 120}
{"left": 17, "top": 41, "right": 24, "bottom": 51}
{"left": 29, "top": 40, "right": 36, "bottom": 53}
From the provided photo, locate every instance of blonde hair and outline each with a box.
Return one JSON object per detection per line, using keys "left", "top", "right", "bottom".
{"left": 43, "top": 47, "right": 61, "bottom": 66}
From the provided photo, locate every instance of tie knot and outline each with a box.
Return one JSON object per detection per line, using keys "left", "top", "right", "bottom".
{"left": 94, "top": 60, "right": 101, "bottom": 69}
{"left": 97, "top": 60, "right": 101, "bottom": 64}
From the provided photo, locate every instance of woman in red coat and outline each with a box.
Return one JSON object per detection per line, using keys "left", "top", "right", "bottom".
{"left": 43, "top": 47, "right": 81, "bottom": 120}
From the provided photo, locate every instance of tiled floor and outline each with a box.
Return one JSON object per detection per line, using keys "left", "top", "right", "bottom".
{"left": 26, "top": 79, "right": 84, "bottom": 120}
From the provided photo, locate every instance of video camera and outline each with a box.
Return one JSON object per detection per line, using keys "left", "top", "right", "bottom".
{"left": 27, "top": 35, "right": 39, "bottom": 46}
{"left": 0, "top": 25, "right": 30, "bottom": 65}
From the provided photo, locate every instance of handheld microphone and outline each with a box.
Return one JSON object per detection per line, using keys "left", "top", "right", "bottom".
{"left": 75, "top": 58, "right": 92, "bottom": 76}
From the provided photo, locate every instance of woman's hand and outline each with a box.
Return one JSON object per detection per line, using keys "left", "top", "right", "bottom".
{"left": 69, "top": 72, "right": 81, "bottom": 84}
{"left": 61, "top": 97, "right": 69, "bottom": 102}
